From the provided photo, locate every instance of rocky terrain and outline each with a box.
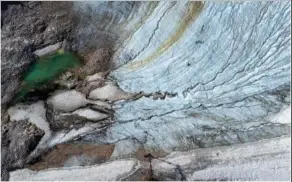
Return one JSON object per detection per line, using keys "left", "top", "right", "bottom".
{"left": 1, "top": 1, "right": 291, "bottom": 181}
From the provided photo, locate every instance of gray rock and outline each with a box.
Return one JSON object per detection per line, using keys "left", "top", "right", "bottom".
{"left": 49, "top": 113, "right": 92, "bottom": 131}
{"left": 81, "top": 48, "right": 113, "bottom": 75}
{"left": 1, "top": 2, "right": 74, "bottom": 107}
{"left": 1, "top": 2, "right": 74, "bottom": 47}
{"left": 69, "top": 2, "right": 143, "bottom": 53}
{"left": 1, "top": 39, "right": 36, "bottom": 108}
{"left": 47, "top": 107, "right": 110, "bottom": 131}
{"left": 1, "top": 112, "right": 44, "bottom": 174}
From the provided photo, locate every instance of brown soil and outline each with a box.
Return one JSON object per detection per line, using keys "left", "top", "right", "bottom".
{"left": 81, "top": 48, "right": 113, "bottom": 75}
{"left": 28, "top": 143, "right": 115, "bottom": 171}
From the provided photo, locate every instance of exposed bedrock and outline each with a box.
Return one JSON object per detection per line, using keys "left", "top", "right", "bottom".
{"left": 1, "top": 1, "right": 74, "bottom": 108}
{"left": 2, "top": 1, "right": 291, "bottom": 181}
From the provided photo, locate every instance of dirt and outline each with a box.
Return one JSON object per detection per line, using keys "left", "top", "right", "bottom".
{"left": 26, "top": 144, "right": 169, "bottom": 178}
{"left": 81, "top": 48, "right": 114, "bottom": 75}
{"left": 28, "top": 143, "right": 115, "bottom": 171}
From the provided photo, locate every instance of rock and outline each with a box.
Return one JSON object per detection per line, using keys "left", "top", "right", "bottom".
{"left": 76, "top": 81, "right": 106, "bottom": 96}
{"left": 1, "top": 2, "right": 23, "bottom": 11}
{"left": 1, "top": 168, "right": 9, "bottom": 181}
{"left": 50, "top": 113, "right": 92, "bottom": 131}
{"left": 1, "top": 1, "right": 74, "bottom": 107}
{"left": 6, "top": 100, "right": 114, "bottom": 168}
{"left": 1, "top": 38, "right": 36, "bottom": 108}
{"left": 7, "top": 101, "right": 52, "bottom": 167}
{"left": 1, "top": 117, "right": 45, "bottom": 172}
{"left": 73, "top": 72, "right": 109, "bottom": 96}
{"left": 69, "top": 2, "right": 119, "bottom": 53}
{"left": 81, "top": 48, "right": 113, "bottom": 75}
{"left": 1, "top": 1, "right": 74, "bottom": 47}
{"left": 8, "top": 101, "right": 50, "bottom": 134}
{"left": 49, "top": 108, "right": 110, "bottom": 131}
{"left": 44, "top": 121, "right": 115, "bottom": 149}
{"left": 52, "top": 71, "right": 79, "bottom": 90}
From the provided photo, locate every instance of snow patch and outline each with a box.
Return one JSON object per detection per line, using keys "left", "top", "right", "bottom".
{"left": 72, "top": 108, "right": 109, "bottom": 121}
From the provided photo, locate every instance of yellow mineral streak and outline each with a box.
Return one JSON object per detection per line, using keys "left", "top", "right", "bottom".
{"left": 127, "top": 2, "right": 204, "bottom": 70}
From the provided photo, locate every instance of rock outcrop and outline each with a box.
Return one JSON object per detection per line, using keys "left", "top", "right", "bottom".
{"left": 1, "top": 1, "right": 74, "bottom": 108}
